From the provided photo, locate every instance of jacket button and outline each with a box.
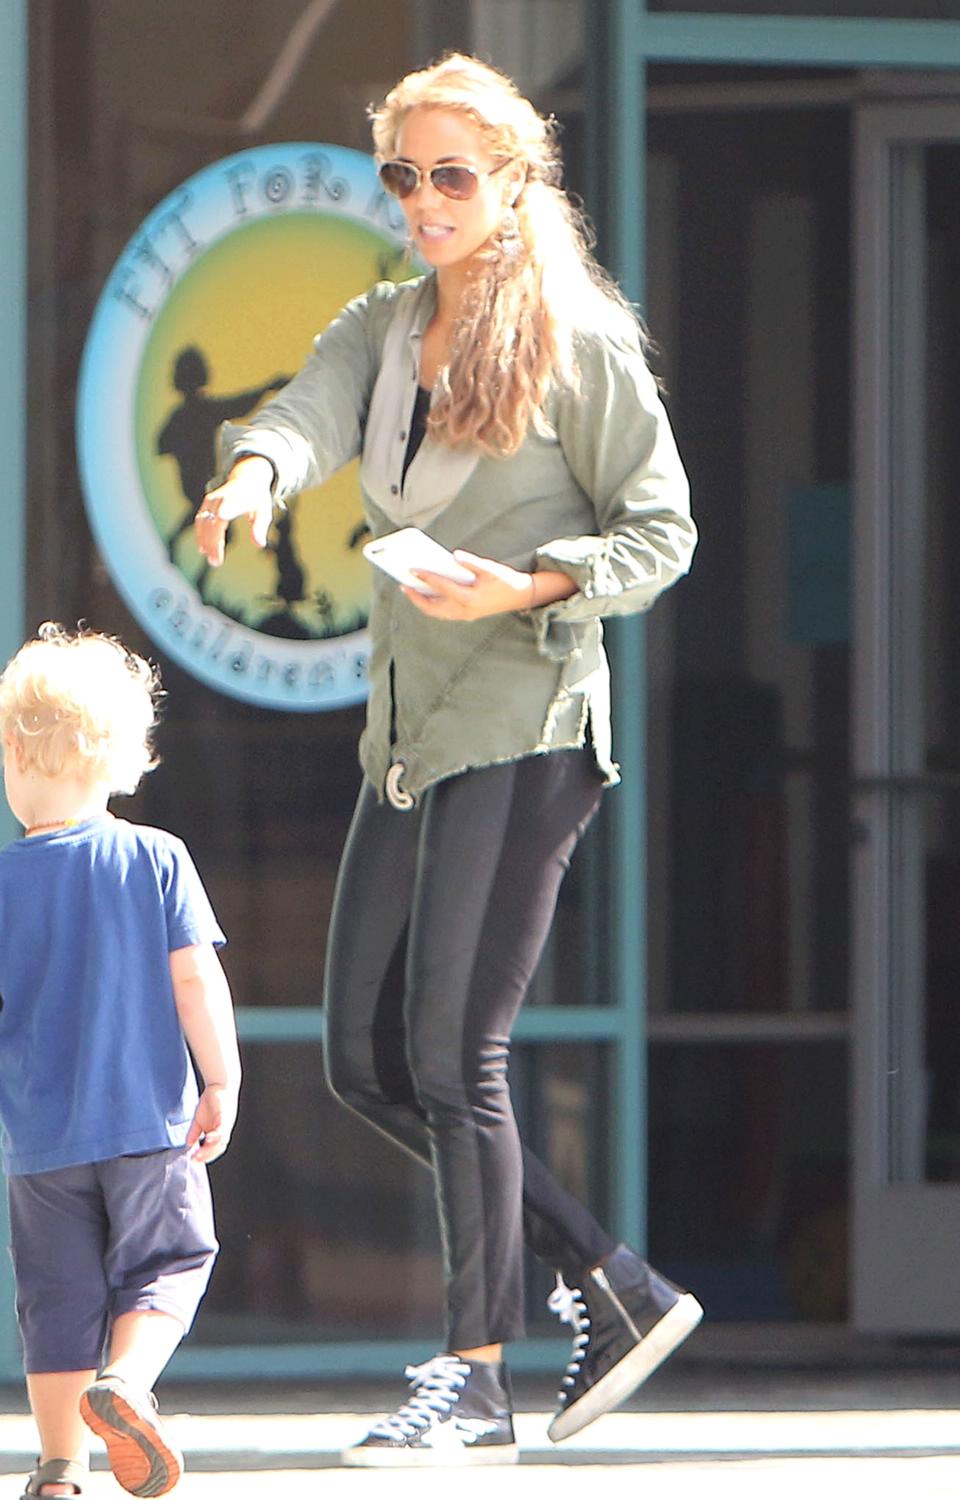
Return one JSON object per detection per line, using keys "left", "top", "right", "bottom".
{"left": 400, "top": 430, "right": 407, "bottom": 441}
{"left": 390, "top": 484, "right": 399, "bottom": 495}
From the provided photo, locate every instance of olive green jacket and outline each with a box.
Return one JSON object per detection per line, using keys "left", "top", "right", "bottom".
{"left": 216, "top": 274, "right": 696, "bottom": 802}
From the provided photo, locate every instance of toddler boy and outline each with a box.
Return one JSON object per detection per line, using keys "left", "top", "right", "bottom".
{"left": 0, "top": 624, "right": 241, "bottom": 1499}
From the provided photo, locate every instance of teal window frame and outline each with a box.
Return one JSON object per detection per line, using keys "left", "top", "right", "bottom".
{"left": 0, "top": 0, "right": 26, "bottom": 844}
{"left": 0, "top": 0, "right": 26, "bottom": 1385}
{"left": 4, "top": 1, "right": 960, "bottom": 1381}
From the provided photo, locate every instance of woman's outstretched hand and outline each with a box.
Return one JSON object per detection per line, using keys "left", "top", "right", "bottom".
{"left": 404, "top": 550, "right": 577, "bottom": 621}
{"left": 195, "top": 455, "right": 275, "bottom": 566}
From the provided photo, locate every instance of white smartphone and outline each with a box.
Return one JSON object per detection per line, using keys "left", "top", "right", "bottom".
{"left": 363, "top": 528, "right": 476, "bottom": 596}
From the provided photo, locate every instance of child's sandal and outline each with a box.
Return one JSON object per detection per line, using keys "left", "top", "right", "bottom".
{"left": 80, "top": 1374, "right": 183, "bottom": 1497}
{"left": 21, "top": 1457, "right": 86, "bottom": 1496}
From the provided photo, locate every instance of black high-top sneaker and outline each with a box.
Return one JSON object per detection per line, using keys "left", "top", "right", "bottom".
{"left": 547, "top": 1244, "right": 703, "bottom": 1442}
{"left": 342, "top": 1353, "right": 519, "bottom": 1466}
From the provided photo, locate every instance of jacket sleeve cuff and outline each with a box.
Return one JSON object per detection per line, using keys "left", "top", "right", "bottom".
{"left": 528, "top": 604, "right": 581, "bottom": 662}
{"left": 526, "top": 541, "right": 597, "bottom": 660}
{"left": 534, "top": 538, "right": 621, "bottom": 603}
{"left": 213, "top": 421, "right": 318, "bottom": 507}
{"left": 528, "top": 537, "right": 662, "bottom": 658}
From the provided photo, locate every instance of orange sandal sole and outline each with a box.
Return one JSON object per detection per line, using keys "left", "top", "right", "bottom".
{"left": 80, "top": 1380, "right": 182, "bottom": 1497}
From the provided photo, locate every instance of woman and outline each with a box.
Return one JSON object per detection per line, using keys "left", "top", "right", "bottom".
{"left": 197, "top": 53, "right": 700, "bottom": 1467}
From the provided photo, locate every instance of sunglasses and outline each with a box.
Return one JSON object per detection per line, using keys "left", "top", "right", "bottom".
{"left": 378, "top": 156, "right": 514, "bottom": 202}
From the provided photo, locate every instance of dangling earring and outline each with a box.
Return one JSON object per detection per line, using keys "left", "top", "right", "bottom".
{"left": 497, "top": 203, "right": 523, "bottom": 260}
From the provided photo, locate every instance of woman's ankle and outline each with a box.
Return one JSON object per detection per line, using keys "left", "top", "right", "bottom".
{"left": 452, "top": 1343, "right": 503, "bottom": 1364}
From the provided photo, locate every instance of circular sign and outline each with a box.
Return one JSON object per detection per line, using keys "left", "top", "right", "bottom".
{"left": 77, "top": 143, "right": 413, "bottom": 710}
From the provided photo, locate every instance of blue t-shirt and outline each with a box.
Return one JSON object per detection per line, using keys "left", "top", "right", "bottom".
{"left": 0, "top": 814, "right": 226, "bottom": 1175}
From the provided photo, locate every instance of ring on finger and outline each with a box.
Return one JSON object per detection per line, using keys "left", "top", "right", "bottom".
{"left": 197, "top": 509, "right": 222, "bottom": 522}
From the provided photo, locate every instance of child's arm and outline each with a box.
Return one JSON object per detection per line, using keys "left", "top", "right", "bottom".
{"left": 169, "top": 943, "right": 242, "bottom": 1164}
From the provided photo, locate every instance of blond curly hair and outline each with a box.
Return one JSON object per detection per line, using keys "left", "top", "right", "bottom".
{"left": 370, "top": 53, "right": 641, "bottom": 457}
{"left": 0, "top": 624, "right": 162, "bottom": 794}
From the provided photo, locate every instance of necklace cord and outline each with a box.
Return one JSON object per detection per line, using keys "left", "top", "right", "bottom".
{"left": 24, "top": 818, "right": 78, "bottom": 837}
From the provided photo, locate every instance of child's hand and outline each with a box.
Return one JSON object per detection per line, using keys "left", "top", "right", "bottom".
{"left": 187, "top": 1084, "right": 238, "bottom": 1164}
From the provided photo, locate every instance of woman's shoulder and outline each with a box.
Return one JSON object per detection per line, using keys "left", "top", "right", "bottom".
{"left": 561, "top": 306, "right": 658, "bottom": 417}
{"left": 325, "top": 274, "right": 431, "bottom": 358}
{"left": 345, "top": 273, "right": 430, "bottom": 325}
{"left": 550, "top": 300, "right": 662, "bottom": 430}
{"left": 570, "top": 297, "right": 649, "bottom": 363}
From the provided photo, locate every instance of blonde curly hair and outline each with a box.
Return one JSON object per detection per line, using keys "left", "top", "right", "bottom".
{"left": 370, "top": 53, "right": 642, "bottom": 457}
{"left": 0, "top": 624, "right": 162, "bottom": 795}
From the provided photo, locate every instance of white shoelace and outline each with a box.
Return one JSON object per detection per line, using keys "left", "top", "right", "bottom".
{"left": 368, "top": 1354, "right": 471, "bottom": 1441}
{"left": 547, "top": 1274, "right": 591, "bottom": 1397}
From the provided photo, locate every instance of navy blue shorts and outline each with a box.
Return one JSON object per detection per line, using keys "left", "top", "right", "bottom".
{"left": 8, "top": 1147, "right": 219, "bottom": 1374}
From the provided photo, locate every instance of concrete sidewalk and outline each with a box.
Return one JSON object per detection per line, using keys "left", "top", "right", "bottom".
{"left": 4, "top": 1461, "right": 960, "bottom": 1500}
{"left": 1, "top": 1368, "right": 959, "bottom": 1499}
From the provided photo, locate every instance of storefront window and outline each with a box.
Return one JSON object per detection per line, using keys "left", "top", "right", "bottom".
{"left": 642, "top": 65, "right": 853, "bottom": 1318}
{"left": 27, "top": 0, "right": 606, "bottom": 1354}
{"left": 197, "top": 1039, "right": 613, "bottom": 1344}
{"left": 649, "top": 1042, "right": 848, "bottom": 1320}
{"left": 645, "top": 75, "right": 852, "bottom": 1021}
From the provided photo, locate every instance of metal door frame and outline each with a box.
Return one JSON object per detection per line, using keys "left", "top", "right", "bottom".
{"left": 851, "top": 98, "right": 960, "bottom": 1333}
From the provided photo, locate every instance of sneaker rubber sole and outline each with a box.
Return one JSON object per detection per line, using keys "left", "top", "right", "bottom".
{"left": 79, "top": 1381, "right": 183, "bottom": 1496}
{"left": 342, "top": 1441, "right": 520, "bottom": 1467}
{"left": 548, "top": 1291, "right": 704, "bottom": 1442}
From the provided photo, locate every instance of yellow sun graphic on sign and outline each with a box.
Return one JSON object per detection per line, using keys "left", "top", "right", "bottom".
{"left": 136, "top": 211, "right": 413, "bottom": 643}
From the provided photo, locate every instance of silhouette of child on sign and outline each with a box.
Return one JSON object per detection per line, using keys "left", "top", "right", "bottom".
{"left": 158, "top": 347, "right": 288, "bottom": 597}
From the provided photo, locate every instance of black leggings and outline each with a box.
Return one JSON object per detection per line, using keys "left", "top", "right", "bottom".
{"left": 323, "top": 750, "right": 616, "bottom": 1349}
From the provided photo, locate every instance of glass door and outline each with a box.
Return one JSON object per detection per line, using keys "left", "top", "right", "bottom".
{"left": 852, "top": 98, "right": 960, "bottom": 1333}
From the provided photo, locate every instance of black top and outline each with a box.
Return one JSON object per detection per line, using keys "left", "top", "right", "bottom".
{"left": 401, "top": 385, "right": 432, "bottom": 484}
